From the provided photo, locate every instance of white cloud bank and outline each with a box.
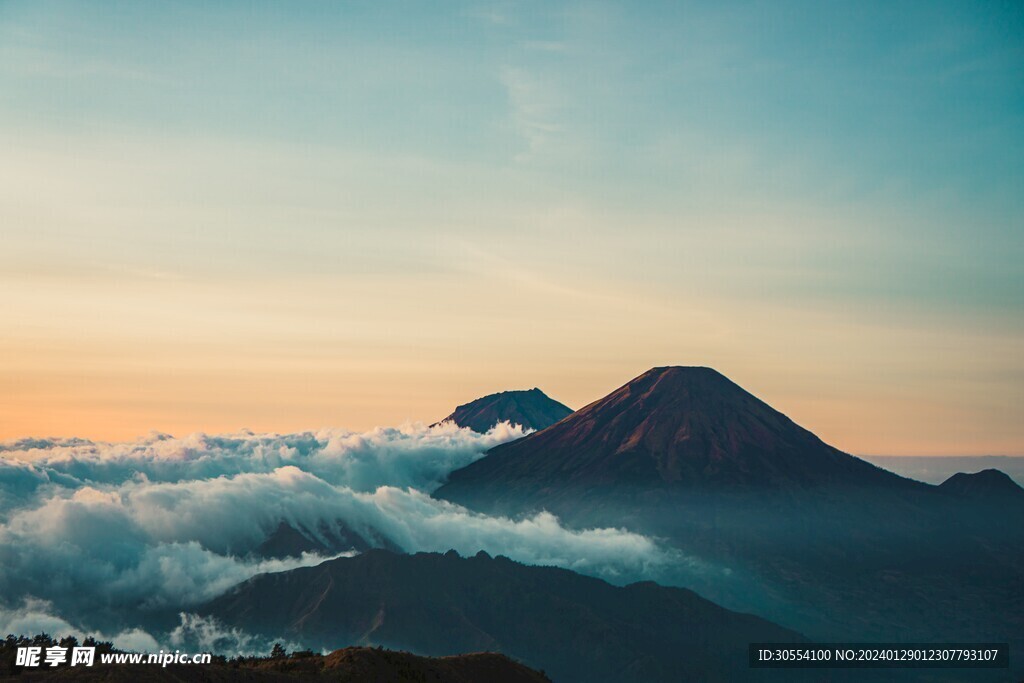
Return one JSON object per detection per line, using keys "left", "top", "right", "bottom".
{"left": 0, "top": 422, "right": 684, "bottom": 650}
{"left": 0, "top": 421, "right": 527, "bottom": 498}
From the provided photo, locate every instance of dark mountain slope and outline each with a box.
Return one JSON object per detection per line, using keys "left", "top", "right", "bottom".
{"left": 6, "top": 646, "right": 551, "bottom": 682}
{"left": 200, "top": 549, "right": 803, "bottom": 683}
{"left": 939, "top": 468, "right": 1024, "bottom": 501}
{"left": 433, "top": 388, "right": 572, "bottom": 433}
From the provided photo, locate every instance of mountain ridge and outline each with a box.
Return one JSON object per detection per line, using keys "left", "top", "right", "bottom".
{"left": 199, "top": 548, "right": 803, "bottom": 683}
{"left": 432, "top": 387, "right": 572, "bottom": 433}
{"left": 939, "top": 468, "right": 1024, "bottom": 500}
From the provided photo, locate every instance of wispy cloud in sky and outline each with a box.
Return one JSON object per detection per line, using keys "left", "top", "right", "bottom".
{"left": 501, "top": 66, "right": 566, "bottom": 160}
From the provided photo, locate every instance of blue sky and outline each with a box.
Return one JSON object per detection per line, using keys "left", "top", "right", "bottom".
{"left": 1, "top": 1, "right": 1022, "bottom": 453}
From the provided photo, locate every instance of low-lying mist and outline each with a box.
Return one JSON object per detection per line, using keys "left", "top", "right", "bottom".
{"left": 0, "top": 422, "right": 712, "bottom": 652}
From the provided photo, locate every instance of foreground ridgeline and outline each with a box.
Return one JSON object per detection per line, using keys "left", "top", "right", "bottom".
{"left": 432, "top": 387, "right": 573, "bottom": 433}
{"left": 199, "top": 549, "right": 803, "bottom": 683}
{"left": 3, "top": 642, "right": 551, "bottom": 682}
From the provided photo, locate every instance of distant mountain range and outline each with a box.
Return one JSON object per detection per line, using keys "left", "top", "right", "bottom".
{"left": 432, "top": 388, "right": 572, "bottom": 433}
{"left": 938, "top": 467, "right": 1024, "bottom": 500}
{"left": 200, "top": 549, "right": 803, "bottom": 683}
{"left": 861, "top": 455, "right": 1024, "bottom": 487}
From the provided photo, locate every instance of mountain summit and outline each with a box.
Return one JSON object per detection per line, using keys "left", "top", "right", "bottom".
{"left": 433, "top": 388, "right": 572, "bottom": 433}
{"left": 939, "top": 468, "right": 1024, "bottom": 500}
{"left": 435, "top": 366, "right": 912, "bottom": 508}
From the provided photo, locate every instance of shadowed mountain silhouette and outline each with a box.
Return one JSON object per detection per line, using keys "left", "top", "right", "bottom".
{"left": 435, "top": 366, "right": 916, "bottom": 507}
{"left": 433, "top": 366, "right": 1024, "bottom": 664}
{"left": 200, "top": 549, "right": 803, "bottom": 683}
{"left": 939, "top": 468, "right": 1024, "bottom": 500}
{"left": 7, "top": 645, "right": 552, "bottom": 682}
{"left": 433, "top": 388, "right": 572, "bottom": 433}
{"left": 253, "top": 520, "right": 401, "bottom": 560}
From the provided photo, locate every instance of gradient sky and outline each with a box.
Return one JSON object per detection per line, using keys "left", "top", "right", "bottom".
{"left": 1, "top": 0, "right": 1022, "bottom": 454}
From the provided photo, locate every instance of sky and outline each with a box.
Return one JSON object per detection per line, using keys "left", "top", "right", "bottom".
{"left": 1, "top": 0, "right": 1022, "bottom": 454}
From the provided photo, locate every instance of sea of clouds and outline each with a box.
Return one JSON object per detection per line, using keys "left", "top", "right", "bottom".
{"left": 0, "top": 422, "right": 685, "bottom": 653}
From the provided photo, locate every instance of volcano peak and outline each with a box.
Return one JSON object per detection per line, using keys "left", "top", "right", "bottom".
{"left": 435, "top": 367, "right": 913, "bottom": 509}
{"left": 433, "top": 387, "right": 572, "bottom": 434}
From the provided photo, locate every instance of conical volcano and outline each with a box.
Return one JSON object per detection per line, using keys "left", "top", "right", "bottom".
{"left": 435, "top": 367, "right": 914, "bottom": 508}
